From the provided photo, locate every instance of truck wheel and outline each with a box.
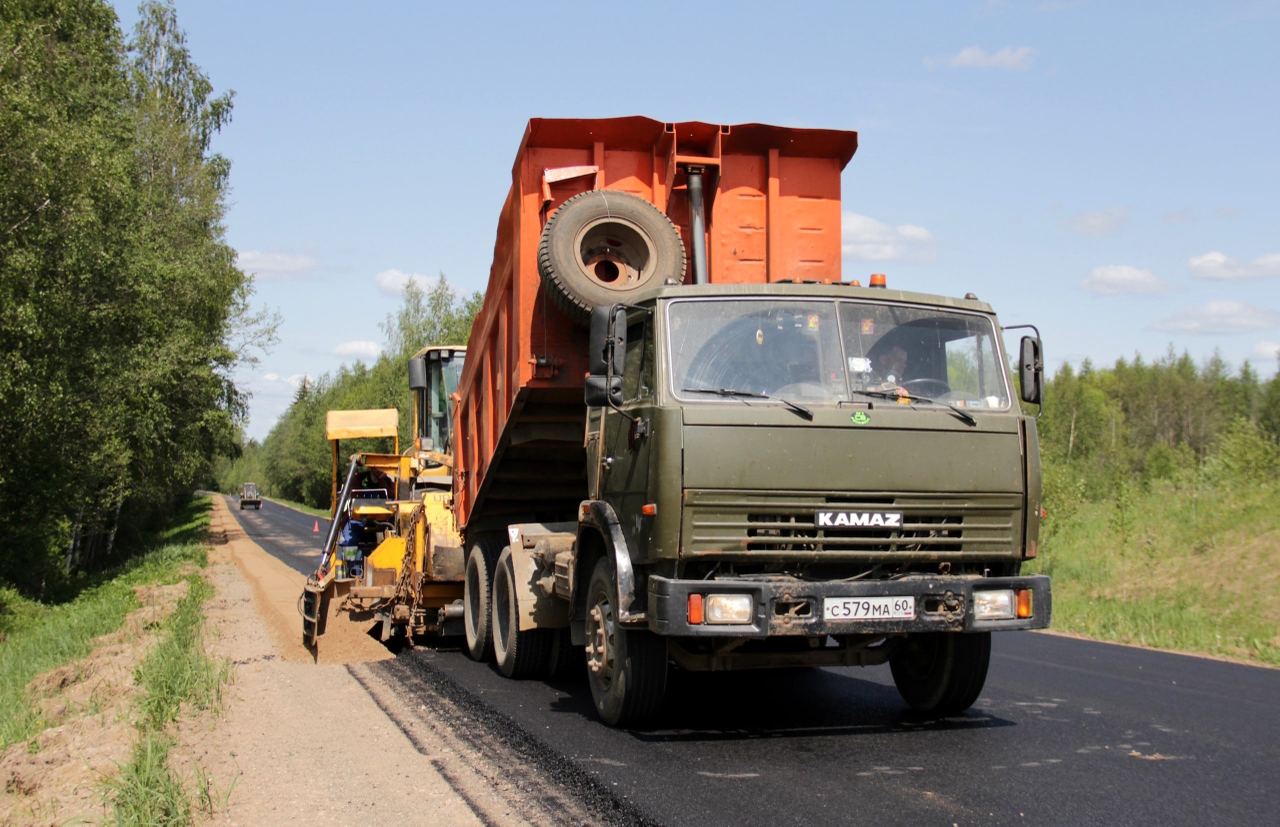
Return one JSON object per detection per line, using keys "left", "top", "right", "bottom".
{"left": 890, "top": 632, "right": 991, "bottom": 716}
{"left": 463, "top": 540, "right": 500, "bottom": 661}
{"left": 538, "top": 190, "right": 686, "bottom": 321}
{"left": 491, "top": 546, "right": 554, "bottom": 678}
{"left": 584, "top": 558, "right": 667, "bottom": 726}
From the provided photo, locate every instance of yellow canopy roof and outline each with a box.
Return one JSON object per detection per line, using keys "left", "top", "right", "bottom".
{"left": 325, "top": 409, "right": 398, "bottom": 441}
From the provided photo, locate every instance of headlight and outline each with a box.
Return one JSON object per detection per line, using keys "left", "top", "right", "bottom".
{"left": 705, "top": 594, "right": 754, "bottom": 625}
{"left": 974, "top": 589, "right": 1015, "bottom": 620}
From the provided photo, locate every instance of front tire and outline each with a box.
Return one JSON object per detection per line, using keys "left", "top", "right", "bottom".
{"left": 463, "top": 539, "right": 499, "bottom": 661}
{"left": 491, "top": 546, "right": 555, "bottom": 678}
{"left": 584, "top": 558, "right": 667, "bottom": 727}
{"left": 890, "top": 632, "right": 991, "bottom": 716}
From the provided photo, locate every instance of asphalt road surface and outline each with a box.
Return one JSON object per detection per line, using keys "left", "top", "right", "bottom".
{"left": 224, "top": 495, "right": 329, "bottom": 576}
{"left": 232, "top": 497, "right": 1280, "bottom": 825}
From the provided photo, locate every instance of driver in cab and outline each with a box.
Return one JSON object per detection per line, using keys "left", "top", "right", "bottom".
{"left": 873, "top": 343, "right": 911, "bottom": 396}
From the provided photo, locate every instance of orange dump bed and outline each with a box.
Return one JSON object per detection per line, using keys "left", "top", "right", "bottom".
{"left": 454, "top": 116, "right": 858, "bottom": 533}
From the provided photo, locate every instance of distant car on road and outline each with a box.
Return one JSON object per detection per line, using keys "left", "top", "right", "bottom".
{"left": 238, "top": 483, "right": 262, "bottom": 510}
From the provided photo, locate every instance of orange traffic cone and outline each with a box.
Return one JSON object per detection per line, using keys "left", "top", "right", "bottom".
{"left": 312, "top": 520, "right": 320, "bottom": 534}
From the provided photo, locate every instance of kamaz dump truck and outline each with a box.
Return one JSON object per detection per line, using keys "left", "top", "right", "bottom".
{"left": 306, "top": 117, "right": 1051, "bottom": 727}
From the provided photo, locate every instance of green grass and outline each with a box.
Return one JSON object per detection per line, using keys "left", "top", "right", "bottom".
{"left": 133, "top": 575, "right": 225, "bottom": 730}
{"left": 1028, "top": 477, "right": 1280, "bottom": 666}
{"left": 109, "top": 571, "right": 228, "bottom": 825}
{"left": 0, "top": 497, "right": 213, "bottom": 748}
{"left": 106, "top": 732, "right": 191, "bottom": 826}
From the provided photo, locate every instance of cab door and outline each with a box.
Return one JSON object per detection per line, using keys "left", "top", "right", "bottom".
{"left": 601, "top": 315, "right": 657, "bottom": 564}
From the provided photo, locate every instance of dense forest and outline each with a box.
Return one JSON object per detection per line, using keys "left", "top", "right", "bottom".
{"left": 216, "top": 277, "right": 480, "bottom": 507}
{"left": 0, "top": 0, "right": 271, "bottom": 595}
{"left": 1038, "top": 349, "right": 1280, "bottom": 538}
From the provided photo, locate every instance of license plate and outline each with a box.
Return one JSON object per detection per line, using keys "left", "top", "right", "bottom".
{"left": 823, "top": 595, "right": 915, "bottom": 621}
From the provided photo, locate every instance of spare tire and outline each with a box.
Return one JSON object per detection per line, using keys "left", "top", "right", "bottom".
{"left": 538, "top": 190, "right": 686, "bottom": 321}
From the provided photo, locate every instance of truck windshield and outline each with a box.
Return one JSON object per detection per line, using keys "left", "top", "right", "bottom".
{"left": 667, "top": 298, "right": 1010, "bottom": 410}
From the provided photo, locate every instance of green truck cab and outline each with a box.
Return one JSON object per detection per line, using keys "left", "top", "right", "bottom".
{"left": 570, "top": 281, "right": 1049, "bottom": 722}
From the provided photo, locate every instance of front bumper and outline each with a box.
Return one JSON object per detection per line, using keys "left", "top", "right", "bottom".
{"left": 648, "top": 574, "right": 1051, "bottom": 637}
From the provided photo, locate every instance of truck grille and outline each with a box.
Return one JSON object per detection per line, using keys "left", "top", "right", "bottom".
{"left": 683, "top": 491, "right": 1021, "bottom": 560}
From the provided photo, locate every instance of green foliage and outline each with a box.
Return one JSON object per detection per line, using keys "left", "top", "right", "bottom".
{"left": 1030, "top": 350, "right": 1280, "bottom": 664}
{"left": 0, "top": 497, "right": 210, "bottom": 749}
{"left": 106, "top": 732, "right": 191, "bottom": 826}
{"left": 1038, "top": 349, "right": 1280, "bottom": 522}
{"left": 228, "top": 275, "right": 481, "bottom": 508}
{"left": 0, "top": 0, "right": 270, "bottom": 596}
{"left": 1028, "top": 474, "right": 1280, "bottom": 665}
{"left": 133, "top": 574, "right": 223, "bottom": 730}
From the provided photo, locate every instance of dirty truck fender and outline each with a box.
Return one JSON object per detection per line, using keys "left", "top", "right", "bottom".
{"left": 576, "top": 501, "right": 644, "bottom": 624}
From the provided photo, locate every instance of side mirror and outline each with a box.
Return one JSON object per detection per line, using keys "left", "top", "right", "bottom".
{"left": 588, "top": 305, "right": 626, "bottom": 375}
{"left": 1019, "top": 336, "right": 1044, "bottom": 406}
{"left": 586, "top": 304, "right": 627, "bottom": 407}
{"left": 408, "top": 356, "right": 428, "bottom": 390}
{"left": 584, "top": 374, "right": 624, "bottom": 407}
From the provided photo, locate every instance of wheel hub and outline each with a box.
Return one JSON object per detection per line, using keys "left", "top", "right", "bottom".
{"left": 586, "top": 599, "right": 616, "bottom": 684}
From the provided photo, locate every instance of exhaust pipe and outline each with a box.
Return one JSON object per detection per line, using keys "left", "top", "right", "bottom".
{"left": 687, "top": 166, "right": 708, "bottom": 284}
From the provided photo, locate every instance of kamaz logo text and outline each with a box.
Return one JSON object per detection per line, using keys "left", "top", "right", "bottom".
{"left": 816, "top": 511, "right": 903, "bottom": 528}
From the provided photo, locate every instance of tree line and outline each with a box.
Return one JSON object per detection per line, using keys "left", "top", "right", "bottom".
{"left": 217, "top": 277, "right": 480, "bottom": 509}
{"left": 1036, "top": 348, "right": 1280, "bottom": 534}
{"left": 1, "top": 1, "right": 271, "bottom": 595}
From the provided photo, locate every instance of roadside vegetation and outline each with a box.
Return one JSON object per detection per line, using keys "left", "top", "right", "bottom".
{"left": 215, "top": 277, "right": 481, "bottom": 508}
{"left": 0, "top": 498, "right": 211, "bottom": 749}
{"left": 108, "top": 571, "right": 228, "bottom": 823}
{"left": 1, "top": 494, "right": 229, "bottom": 823}
{"left": 0, "top": 0, "right": 274, "bottom": 599}
{"left": 1029, "top": 353, "right": 1280, "bottom": 664}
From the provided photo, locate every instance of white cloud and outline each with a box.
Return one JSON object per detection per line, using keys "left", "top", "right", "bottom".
{"left": 1062, "top": 207, "right": 1128, "bottom": 237}
{"left": 936, "top": 46, "right": 1035, "bottom": 70}
{"left": 236, "top": 250, "right": 317, "bottom": 278}
{"left": 255, "top": 371, "right": 312, "bottom": 391}
{"left": 1187, "top": 250, "right": 1280, "bottom": 281}
{"left": 1254, "top": 340, "right": 1280, "bottom": 362}
{"left": 842, "top": 212, "right": 936, "bottom": 263}
{"left": 1082, "top": 265, "right": 1166, "bottom": 295}
{"left": 1152, "top": 301, "right": 1280, "bottom": 335}
{"left": 374, "top": 268, "right": 441, "bottom": 295}
{"left": 334, "top": 339, "right": 381, "bottom": 360}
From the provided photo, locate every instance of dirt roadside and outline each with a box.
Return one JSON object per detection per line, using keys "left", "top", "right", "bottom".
{"left": 172, "top": 498, "right": 509, "bottom": 825}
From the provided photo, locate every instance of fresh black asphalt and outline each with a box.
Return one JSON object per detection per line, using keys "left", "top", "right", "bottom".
{"left": 224, "top": 495, "right": 328, "bottom": 576}
{"left": 232, "top": 496, "right": 1280, "bottom": 825}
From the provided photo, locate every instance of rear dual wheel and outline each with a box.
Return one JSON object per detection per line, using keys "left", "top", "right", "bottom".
{"left": 463, "top": 539, "right": 500, "bottom": 661}
{"left": 491, "top": 546, "right": 555, "bottom": 678}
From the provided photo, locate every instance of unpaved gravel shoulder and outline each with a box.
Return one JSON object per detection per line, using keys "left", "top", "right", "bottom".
{"left": 173, "top": 498, "right": 487, "bottom": 825}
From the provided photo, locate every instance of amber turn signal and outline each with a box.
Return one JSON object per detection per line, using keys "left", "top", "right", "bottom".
{"left": 1016, "top": 589, "right": 1033, "bottom": 619}
{"left": 687, "top": 593, "right": 705, "bottom": 625}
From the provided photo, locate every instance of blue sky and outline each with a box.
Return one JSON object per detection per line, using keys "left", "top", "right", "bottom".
{"left": 112, "top": 1, "right": 1280, "bottom": 439}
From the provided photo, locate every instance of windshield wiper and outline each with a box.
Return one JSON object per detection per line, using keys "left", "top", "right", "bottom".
{"left": 848, "top": 390, "right": 977, "bottom": 427}
{"left": 682, "top": 387, "right": 814, "bottom": 421}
